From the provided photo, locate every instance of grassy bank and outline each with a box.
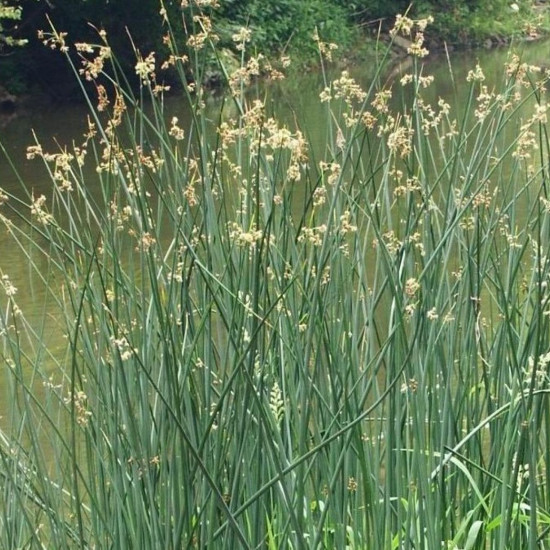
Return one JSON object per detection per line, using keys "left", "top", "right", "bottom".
{"left": 2, "top": 6, "right": 550, "bottom": 548}
{"left": 420, "top": 1, "right": 550, "bottom": 48}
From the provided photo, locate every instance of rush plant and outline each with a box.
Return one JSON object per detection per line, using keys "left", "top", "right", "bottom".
{"left": 1, "top": 5, "right": 550, "bottom": 549}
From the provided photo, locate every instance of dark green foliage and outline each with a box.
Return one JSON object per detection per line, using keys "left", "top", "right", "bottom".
{"left": 0, "top": 0, "right": 543, "bottom": 96}
{"left": 0, "top": 0, "right": 160, "bottom": 97}
{"left": 333, "top": 0, "right": 410, "bottom": 20}
{"left": 216, "top": 0, "right": 355, "bottom": 59}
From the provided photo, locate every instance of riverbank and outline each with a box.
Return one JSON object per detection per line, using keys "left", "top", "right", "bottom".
{"left": 1, "top": 1, "right": 549, "bottom": 109}
{"left": 349, "top": 2, "right": 550, "bottom": 67}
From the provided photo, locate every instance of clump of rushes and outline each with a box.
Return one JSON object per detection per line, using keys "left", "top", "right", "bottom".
{"left": 2, "top": 4, "right": 550, "bottom": 548}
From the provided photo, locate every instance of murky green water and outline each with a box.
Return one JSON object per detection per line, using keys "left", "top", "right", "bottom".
{"left": 1, "top": 39, "right": 550, "bottom": 403}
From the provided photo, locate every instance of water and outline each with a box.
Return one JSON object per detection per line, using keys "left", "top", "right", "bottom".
{"left": 0, "top": 39, "right": 549, "bottom": 398}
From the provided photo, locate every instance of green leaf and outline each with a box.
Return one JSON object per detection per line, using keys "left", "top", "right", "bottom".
{"left": 464, "top": 520, "right": 483, "bottom": 550}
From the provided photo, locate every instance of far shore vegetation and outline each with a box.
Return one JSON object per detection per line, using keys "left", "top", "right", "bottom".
{"left": 1, "top": 0, "right": 550, "bottom": 99}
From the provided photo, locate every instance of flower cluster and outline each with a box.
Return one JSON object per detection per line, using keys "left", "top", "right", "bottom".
{"left": 64, "top": 390, "right": 92, "bottom": 426}
{"left": 228, "top": 54, "right": 285, "bottom": 96}
{"left": 390, "top": 14, "right": 433, "bottom": 58}
{"left": 135, "top": 51, "right": 156, "bottom": 85}
{"left": 313, "top": 28, "right": 338, "bottom": 62}
{"left": 30, "top": 194, "right": 53, "bottom": 225}
{"left": 232, "top": 27, "right": 251, "bottom": 52}
{"left": 38, "top": 29, "right": 69, "bottom": 52}
{"left": 75, "top": 34, "right": 111, "bottom": 81}
{"left": 385, "top": 115, "right": 414, "bottom": 158}
{"left": 1, "top": 274, "right": 17, "bottom": 297}
{"left": 186, "top": 15, "right": 217, "bottom": 51}
{"left": 269, "top": 381, "right": 284, "bottom": 422}
{"left": 227, "top": 221, "right": 264, "bottom": 249}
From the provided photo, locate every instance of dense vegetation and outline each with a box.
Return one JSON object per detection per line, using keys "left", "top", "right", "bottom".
{"left": 0, "top": 0, "right": 548, "bottom": 96}
{"left": 2, "top": 3, "right": 550, "bottom": 547}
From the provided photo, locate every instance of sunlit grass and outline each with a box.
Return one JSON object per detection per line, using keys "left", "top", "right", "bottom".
{"left": 1, "top": 7, "right": 550, "bottom": 549}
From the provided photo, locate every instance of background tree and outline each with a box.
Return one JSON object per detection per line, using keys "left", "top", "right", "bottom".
{"left": 0, "top": 0, "right": 543, "bottom": 98}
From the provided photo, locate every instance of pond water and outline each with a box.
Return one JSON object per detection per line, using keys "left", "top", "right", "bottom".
{"left": 1, "top": 38, "right": 550, "bottom": 408}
